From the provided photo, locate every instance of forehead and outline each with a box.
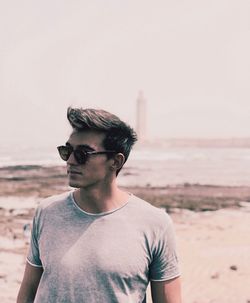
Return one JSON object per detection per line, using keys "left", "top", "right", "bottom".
{"left": 67, "top": 130, "right": 106, "bottom": 149}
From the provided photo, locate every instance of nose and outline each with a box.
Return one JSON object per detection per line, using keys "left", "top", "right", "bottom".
{"left": 67, "top": 151, "right": 78, "bottom": 165}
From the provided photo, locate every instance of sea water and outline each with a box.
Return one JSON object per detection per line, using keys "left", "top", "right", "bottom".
{"left": 1, "top": 143, "right": 250, "bottom": 187}
{"left": 121, "top": 147, "right": 250, "bottom": 187}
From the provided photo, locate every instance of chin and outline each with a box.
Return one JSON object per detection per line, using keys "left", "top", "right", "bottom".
{"left": 68, "top": 179, "right": 92, "bottom": 189}
{"left": 68, "top": 180, "right": 82, "bottom": 188}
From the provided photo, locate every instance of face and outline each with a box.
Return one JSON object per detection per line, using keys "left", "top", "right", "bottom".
{"left": 65, "top": 130, "right": 114, "bottom": 189}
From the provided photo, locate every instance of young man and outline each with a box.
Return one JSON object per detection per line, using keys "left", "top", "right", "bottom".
{"left": 17, "top": 107, "right": 181, "bottom": 303}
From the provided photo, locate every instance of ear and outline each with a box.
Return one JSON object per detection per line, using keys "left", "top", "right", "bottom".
{"left": 110, "top": 153, "right": 125, "bottom": 172}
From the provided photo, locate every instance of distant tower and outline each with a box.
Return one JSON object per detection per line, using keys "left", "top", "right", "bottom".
{"left": 136, "top": 91, "right": 147, "bottom": 142}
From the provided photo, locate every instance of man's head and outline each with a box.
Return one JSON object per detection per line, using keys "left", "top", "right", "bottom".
{"left": 66, "top": 107, "right": 137, "bottom": 176}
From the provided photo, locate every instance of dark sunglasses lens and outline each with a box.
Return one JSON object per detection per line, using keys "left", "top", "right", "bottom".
{"left": 58, "top": 146, "right": 71, "bottom": 161}
{"left": 74, "top": 150, "right": 87, "bottom": 164}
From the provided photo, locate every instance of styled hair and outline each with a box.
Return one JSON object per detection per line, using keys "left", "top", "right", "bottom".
{"left": 67, "top": 107, "right": 137, "bottom": 174}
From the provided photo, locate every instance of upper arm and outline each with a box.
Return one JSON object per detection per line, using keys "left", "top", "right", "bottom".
{"left": 151, "top": 276, "right": 182, "bottom": 303}
{"left": 149, "top": 215, "right": 180, "bottom": 282}
{"left": 17, "top": 262, "right": 43, "bottom": 303}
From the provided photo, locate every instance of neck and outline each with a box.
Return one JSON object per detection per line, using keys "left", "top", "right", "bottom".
{"left": 73, "top": 179, "right": 129, "bottom": 214}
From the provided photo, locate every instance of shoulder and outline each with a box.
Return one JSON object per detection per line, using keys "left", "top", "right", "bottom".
{"left": 128, "top": 194, "right": 173, "bottom": 229}
{"left": 35, "top": 191, "right": 73, "bottom": 216}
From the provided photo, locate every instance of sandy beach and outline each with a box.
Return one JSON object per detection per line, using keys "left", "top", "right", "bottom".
{"left": 1, "top": 165, "right": 250, "bottom": 303}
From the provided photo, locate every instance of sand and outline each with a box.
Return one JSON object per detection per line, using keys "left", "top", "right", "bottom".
{"left": 174, "top": 207, "right": 250, "bottom": 303}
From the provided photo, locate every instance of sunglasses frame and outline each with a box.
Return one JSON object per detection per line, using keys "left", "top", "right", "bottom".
{"left": 57, "top": 145, "right": 116, "bottom": 164}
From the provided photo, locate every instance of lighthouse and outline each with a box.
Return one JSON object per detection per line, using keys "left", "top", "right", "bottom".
{"left": 136, "top": 91, "right": 147, "bottom": 142}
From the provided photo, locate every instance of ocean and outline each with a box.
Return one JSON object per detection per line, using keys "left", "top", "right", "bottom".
{"left": 1, "top": 143, "right": 250, "bottom": 187}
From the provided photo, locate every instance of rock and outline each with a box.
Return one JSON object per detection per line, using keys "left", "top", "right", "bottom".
{"left": 239, "top": 201, "right": 250, "bottom": 208}
{"left": 230, "top": 265, "right": 238, "bottom": 271}
{"left": 211, "top": 272, "right": 220, "bottom": 279}
{"left": 239, "top": 201, "right": 250, "bottom": 212}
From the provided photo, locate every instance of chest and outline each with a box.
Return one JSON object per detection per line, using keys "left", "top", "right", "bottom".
{"left": 38, "top": 215, "right": 152, "bottom": 279}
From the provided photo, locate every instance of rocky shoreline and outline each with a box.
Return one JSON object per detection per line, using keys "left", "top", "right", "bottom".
{"left": 1, "top": 165, "right": 250, "bottom": 211}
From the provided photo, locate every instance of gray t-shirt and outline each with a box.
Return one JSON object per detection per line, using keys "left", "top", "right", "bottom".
{"left": 27, "top": 191, "right": 180, "bottom": 303}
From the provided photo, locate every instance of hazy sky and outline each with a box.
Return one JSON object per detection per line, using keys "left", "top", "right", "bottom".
{"left": 1, "top": 0, "right": 250, "bottom": 146}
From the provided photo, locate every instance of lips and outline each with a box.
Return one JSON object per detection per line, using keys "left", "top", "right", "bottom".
{"left": 67, "top": 170, "right": 82, "bottom": 175}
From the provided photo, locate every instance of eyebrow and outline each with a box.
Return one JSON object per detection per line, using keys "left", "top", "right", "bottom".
{"left": 65, "top": 142, "right": 95, "bottom": 151}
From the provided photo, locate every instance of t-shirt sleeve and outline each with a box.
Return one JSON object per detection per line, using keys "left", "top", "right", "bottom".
{"left": 27, "top": 207, "right": 43, "bottom": 267}
{"left": 149, "top": 214, "right": 180, "bottom": 281}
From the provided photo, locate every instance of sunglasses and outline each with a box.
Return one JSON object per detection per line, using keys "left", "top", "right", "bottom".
{"left": 57, "top": 145, "right": 116, "bottom": 165}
